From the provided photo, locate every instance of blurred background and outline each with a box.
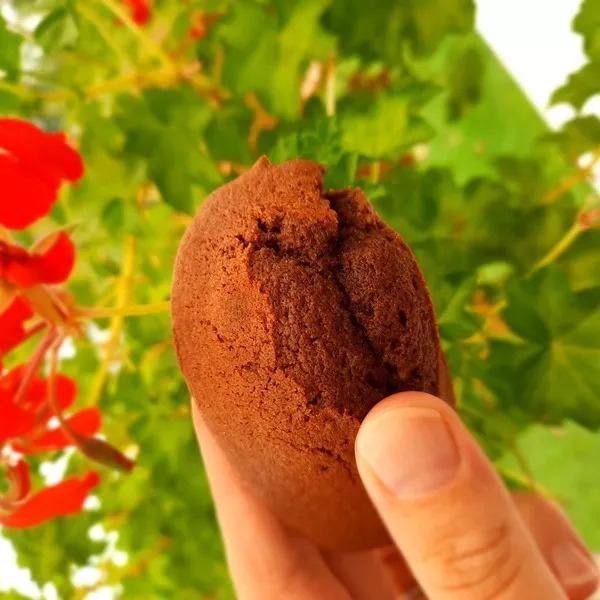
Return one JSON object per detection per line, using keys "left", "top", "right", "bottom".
{"left": 1, "top": 0, "right": 599, "bottom": 598}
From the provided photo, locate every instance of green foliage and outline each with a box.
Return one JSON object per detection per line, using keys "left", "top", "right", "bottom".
{"left": 0, "top": 15, "right": 22, "bottom": 75}
{"left": 34, "top": 6, "right": 79, "bottom": 53}
{"left": 574, "top": 0, "right": 600, "bottom": 59}
{"left": 553, "top": 0, "right": 600, "bottom": 110}
{"left": 487, "top": 268, "right": 600, "bottom": 429}
{"left": 498, "top": 421, "right": 600, "bottom": 549}
{"left": 551, "top": 61, "right": 600, "bottom": 110}
{"left": 1, "top": 0, "right": 600, "bottom": 597}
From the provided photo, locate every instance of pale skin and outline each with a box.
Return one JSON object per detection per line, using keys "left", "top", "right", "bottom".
{"left": 192, "top": 392, "right": 599, "bottom": 600}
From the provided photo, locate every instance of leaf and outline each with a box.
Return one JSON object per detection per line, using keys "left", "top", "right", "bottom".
{"left": 341, "top": 94, "right": 410, "bottom": 158}
{"left": 408, "top": 0, "right": 475, "bottom": 56}
{"left": 573, "top": 0, "right": 600, "bottom": 60}
{"left": 271, "top": 0, "right": 334, "bottom": 118}
{"left": 487, "top": 267, "right": 600, "bottom": 430}
{"left": 0, "top": 15, "right": 22, "bottom": 77}
{"left": 446, "top": 44, "right": 485, "bottom": 120}
{"left": 542, "top": 115, "right": 600, "bottom": 161}
{"left": 34, "top": 8, "right": 79, "bottom": 53}
{"left": 497, "top": 421, "right": 600, "bottom": 550}
{"left": 437, "top": 276, "right": 483, "bottom": 342}
{"left": 551, "top": 61, "right": 600, "bottom": 110}
{"left": 116, "top": 89, "right": 222, "bottom": 213}
{"left": 269, "top": 116, "right": 357, "bottom": 187}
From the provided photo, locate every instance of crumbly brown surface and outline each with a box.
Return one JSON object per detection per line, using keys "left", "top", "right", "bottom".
{"left": 172, "top": 157, "right": 453, "bottom": 550}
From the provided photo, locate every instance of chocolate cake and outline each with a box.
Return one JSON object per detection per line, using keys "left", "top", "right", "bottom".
{"left": 172, "top": 157, "right": 454, "bottom": 550}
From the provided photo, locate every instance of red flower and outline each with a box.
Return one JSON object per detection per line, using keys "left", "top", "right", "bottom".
{"left": 0, "top": 296, "right": 34, "bottom": 355}
{"left": 0, "top": 471, "right": 100, "bottom": 528}
{"left": 0, "top": 366, "right": 77, "bottom": 444}
{"left": 0, "top": 119, "right": 84, "bottom": 230}
{"left": 14, "top": 407, "right": 102, "bottom": 455}
{"left": 123, "top": 0, "right": 151, "bottom": 25}
{"left": 0, "top": 231, "right": 75, "bottom": 288}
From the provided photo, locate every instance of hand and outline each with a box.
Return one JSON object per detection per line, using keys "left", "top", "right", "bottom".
{"left": 192, "top": 393, "right": 599, "bottom": 600}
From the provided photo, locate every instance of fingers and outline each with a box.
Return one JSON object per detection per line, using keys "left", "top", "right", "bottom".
{"left": 356, "top": 392, "right": 568, "bottom": 600}
{"left": 192, "top": 402, "right": 350, "bottom": 600}
{"left": 323, "top": 549, "right": 398, "bottom": 600}
{"left": 513, "top": 491, "right": 599, "bottom": 600}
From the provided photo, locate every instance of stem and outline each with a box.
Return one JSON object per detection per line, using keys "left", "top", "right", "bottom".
{"left": 543, "top": 146, "right": 600, "bottom": 204}
{"left": 497, "top": 465, "right": 563, "bottom": 503}
{"left": 371, "top": 161, "right": 381, "bottom": 184}
{"left": 0, "top": 79, "right": 30, "bottom": 99}
{"left": 42, "top": 67, "right": 214, "bottom": 103}
{"left": 48, "top": 344, "right": 76, "bottom": 442}
{"left": 13, "top": 328, "right": 58, "bottom": 407}
{"left": 76, "top": 3, "right": 133, "bottom": 68}
{"left": 77, "top": 300, "right": 170, "bottom": 319}
{"left": 529, "top": 220, "right": 583, "bottom": 275}
{"left": 510, "top": 440, "right": 536, "bottom": 490}
{"left": 98, "top": 0, "right": 175, "bottom": 72}
{"left": 86, "top": 236, "right": 136, "bottom": 407}
{"left": 325, "top": 54, "right": 336, "bottom": 117}
{"left": 20, "top": 322, "right": 48, "bottom": 345}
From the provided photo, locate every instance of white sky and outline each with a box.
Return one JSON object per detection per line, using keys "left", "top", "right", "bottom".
{"left": 0, "top": 0, "right": 595, "bottom": 598}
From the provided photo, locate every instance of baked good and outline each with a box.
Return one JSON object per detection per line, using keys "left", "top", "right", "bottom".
{"left": 172, "top": 156, "right": 454, "bottom": 550}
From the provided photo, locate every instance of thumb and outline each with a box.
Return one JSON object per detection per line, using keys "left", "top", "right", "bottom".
{"left": 355, "top": 392, "right": 567, "bottom": 600}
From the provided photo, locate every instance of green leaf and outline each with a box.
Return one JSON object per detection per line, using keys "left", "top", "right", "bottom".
{"left": 408, "top": 0, "right": 475, "bottom": 56}
{"left": 437, "top": 276, "right": 483, "bottom": 341}
{"left": 35, "top": 7, "right": 79, "bottom": 53}
{"left": 542, "top": 115, "right": 600, "bottom": 161}
{"left": 269, "top": 116, "right": 357, "bottom": 187}
{"left": 0, "top": 15, "right": 22, "bottom": 76}
{"left": 551, "top": 61, "right": 600, "bottom": 110}
{"left": 116, "top": 89, "right": 222, "bottom": 213}
{"left": 271, "top": 0, "right": 334, "bottom": 118}
{"left": 573, "top": 0, "right": 600, "bottom": 60}
{"left": 445, "top": 44, "right": 484, "bottom": 120}
{"left": 488, "top": 267, "right": 600, "bottom": 429}
{"left": 497, "top": 421, "right": 600, "bottom": 550}
{"left": 341, "top": 94, "right": 410, "bottom": 158}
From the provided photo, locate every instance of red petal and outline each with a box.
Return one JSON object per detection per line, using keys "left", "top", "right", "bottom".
{"left": 123, "top": 0, "right": 151, "bottom": 25}
{"left": 16, "top": 407, "right": 102, "bottom": 454}
{"left": 1, "top": 233, "right": 75, "bottom": 287}
{"left": 34, "top": 232, "right": 76, "bottom": 284}
{"left": 0, "top": 119, "right": 84, "bottom": 230}
{"left": 0, "top": 156, "right": 58, "bottom": 230}
{"left": 30, "top": 373, "right": 78, "bottom": 420}
{"left": 0, "top": 401, "right": 36, "bottom": 444}
{"left": 46, "top": 132, "right": 85, "bottom": 182}
{"left": 0, "top": 296, "right": 34, "bottom": 355}
{"left": 0, "top": 367, "right": 78, "bottom": 441}
{"left": 0, "top": 366, "right": 36, "bottom": 441}
{"left": 0, "top": 471, "right": 100, "bottom": 528}
{"left": 0, "top": 364, "right": 26, "bottom": 394}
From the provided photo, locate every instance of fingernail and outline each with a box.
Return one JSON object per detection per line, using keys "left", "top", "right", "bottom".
{"left": 551, "top": 541, "right": 599, "bottom": 588}
{"left": 357, "top": 407, "right": 459, "bottom": 498}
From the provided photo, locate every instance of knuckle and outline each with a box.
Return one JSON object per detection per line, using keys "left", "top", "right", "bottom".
{"left": 424, "top": 518, "right": 524, "bottom": 599}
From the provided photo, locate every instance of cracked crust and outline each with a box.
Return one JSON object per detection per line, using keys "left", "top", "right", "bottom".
{"left": 172, "top": 157, "right": 452, "bottom": 550}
